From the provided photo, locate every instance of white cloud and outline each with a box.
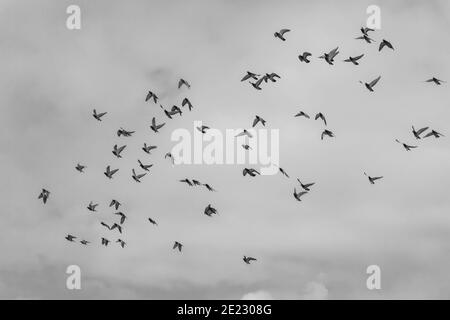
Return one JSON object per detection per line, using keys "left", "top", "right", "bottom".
{"left": 300, "top": 281, "right": 329, "bottom": 300}
{"left": 242, "top": 290, "right": 273, "bottom": 300}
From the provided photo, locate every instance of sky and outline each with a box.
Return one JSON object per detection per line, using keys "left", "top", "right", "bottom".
{"left": 0, "top": 0, "right": 450, "bottom": 299}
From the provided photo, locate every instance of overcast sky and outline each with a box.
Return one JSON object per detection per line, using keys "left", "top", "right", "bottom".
{"left": 1, "top": 0, "right": 450, "bottom": 299}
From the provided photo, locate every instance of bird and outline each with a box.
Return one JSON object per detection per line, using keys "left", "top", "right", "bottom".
{"left": 150, "top": 117, "right": 165, "bottom": 133}
{"left": 360, "top": 27, "right": 375, "bottom": 36}
{"left": 279, "top": 167, "right": 289, "bottom": 178}
{"left": 182, "top": 98, "right": 193, "bottom": 111}
{"left": 236, "top": 129, "right": 253, "bottom": 138}
{"left": 315, "top": 112, "right": 327, "bottom": 126}
{"left": 298, "top": 52, "right": 312, "bottom": 63}
{"left": 196, "top": 125, "right": 210, "bottom": 134}
{"left": 242, "top": 144, "right": 252, "bottom": 150}
{"left": 319, "top": 47, "right": 339, "bottom": 65}
{"left": 165, "top": 152, "right": 175, "bottom": 165}
{"left": 412, "top": 126, "right": 429, "bottom": 139}
{"left": 274, "top": 28, "right": 290, "bottom": 41}
{"left": 425, "top": 77, "right": 446, "bottom": 85}
{"left": 65, "top": 234, "right": 76, "bottom": 242}
{"left": 204, "top": 204, "right": 218, "bottom": 217}
{"left": 241, "top": 71, "right": 260, "bottom": 82}
{"left": 116, "top": 239, "right": 126, "bottom": 248}
{"left": 293, "top": 188, "right": 308, "bottom": 201}
{"left": 297, "top": 179, "right": 315, "bottom": 191}
{"left": 142, "top": 143, "right": 157, "bottom": 154}
{"left": 101, "top": 222, "right": 113, "bottom": 230}
{"left": 379, "top": 39, "right": 394, "bottom": 51}
{"left": 109, "top": 199, "right": 121, "bottom": 210}
{"left": 101, "top": 238, "right": 110, "bottom": 246}
{"left": 92, "top": 109, "right": 107, "bottom": 121}
{"left": 145, "top": 91, "right": 158, "bottom": 103}
{"left": 360, "top": 76, "right": 381, "bottom": 92}
{"left": 295, "top": 111, "right": 310, "bottom": 118}
{"left": 343, "top": 54, "right": 364, "bottom": 65}
{"left": 243, "top": 168, "right": 260, "bottom": 177}
{"left": 87, "top": 201, "right": 98, "bottom": 212}
{"left": 395, "top": 139, "right": 418, "bottom": 151}
{"left": 424, "top": 130, "right": 445, "bottom": 138}
{"left": 192, "top": 179, "right": 202, "bottom": 186}
{"left": 112, "top": 144, "right": 126, "bottom": 158}
{"left": 180, "top": 178, "right": 193, "bottom": 186}
{"left": 38, "top": 189, "right": 50, "bottom": 204}
{"left": 117, "top": 128, "right": 135, "bottom": 137}
{"left": 75, "top": 163, "right": 86, "bottom": 173}
{"left": 178, "top": 78, "right": 190, "bottom": 89}
{"left": 364, "top": 172, "right": 383, "bottom": 184}
{"left": 80, "top": 240, "right": 90, "bottom": 245}
{"left": 168, "top": 105, "right": 183, "bottom": 117}
{"left": 321, "top": 129, "right": 335, "bottom": 140}
{"left": 132, "top": 169, "right": 146, "bottom": 182}
{"left": 114, "top": 212, "right": 127, "bottom": 224}
{"left": 243, "top": 256, "right": 257, "bottom": 264}
{"left": 148, "top": 217, "right": 158, "bottom": 226}
{"left": 104, "top": 165, "right": 119, "bottom": 179}
{"left": 138, "top": 160, "right": 153, "bottom": 171}
{"left": 252, "top": 115, "right": 266, "bottom": 127}
{"left": 264, "top": 73, "right": 281, "bottom": 83}
{"left": 250, "top": 76, "right": 265, "bottom": 90}
{"left": 204, "top": 184, "right": 216, "bottom": 192}
{"left": 355, "top": 35, "right": 373, "bottom": 43}
{"left": 111, "top": 223, "right": 122, "bottom": 234}
{"left": 173, "top": 241, "right": 183, "bottom": 252}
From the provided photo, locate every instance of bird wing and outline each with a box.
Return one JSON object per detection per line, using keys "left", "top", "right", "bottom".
{"left": 110, "top": 168, "right": 119, "bottom": 175}
{"left": 416, "top": 127, "right": 429, "bottom": 135}
{"left": 354, "top": 54, "right": 364, "bottom": 61}
{"left": 117, "top": 145, "right": 126, "bottom": 153}
{"left": 279, "top": 29, "right": 290, "bottom": 35}
{"left": 137, "top": 173, "right": 146, "bottom": 179}
{"left": 369, "top": 76, "right": 381, "bottom": 87}
{"left": 372, "top": 176, "right": 383, "bottom": 181}
{"left": 328, "top": 47, "right": 339, "bottom": 57}
{"left": 304, "top": 183, "right": 315, "bottom": 188}
{"left": 252, "top": 117, "right": 259, "bottom": 127}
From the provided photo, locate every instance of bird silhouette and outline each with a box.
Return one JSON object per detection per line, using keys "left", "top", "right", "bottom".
{"left": 243, "top": 256, "right": 257, "bottom": 264}
{"left": 250, "top": 76, "right": 265, "bottom": 90}
{"left": 243, "top": 168, "right": 260, "bottom": 177}
{"left": 182, "top": 98, "right": 193, "bottom": 111}
{"left": 173, "top": 241, "right": 183, "bottom": 252}
{"left": 321, "top": 129, "right": 335, "bottom": 140}
{"left": 344, "top": 54, "right": 364, "bottom": 65}
{"left": 298, "top": 52, "right": 312, "bottom": 63}
{"left": 148, "top": 217, "right": 158, "bottom": 226}
{"left": 279, "top": 167, "right": 289, "bottom": 178}
{"left": 423, "top": 130, "right": 444, "bottom": 138}
{"left": 132, "top": 169, "right": 146, "bottom": 182}
{"left": 114, "top": 212, "right": 127, "bottom": 224}
{"left": 117, "top": 128, "right": 135, "bottom": 137}
{"left": 252, "top": 115, "right": 266, "bottom": 127}
{"left": 178, "top": 78, "right": 191, "bottom": 89}
{"left": 264, "top": 73, "right": 280, "bottom": 83}
{"left": 297, "top": 179, "right": 315, "bottom": 191}
{"left": 116, "top": 239, "right": 126, "bottom": 248}
{"left": 295, "top": 111, "right": 310, "bottom": 118}
{"left": 112, "top": 144, "right": 126, "bottom": 158}
{"left": 180, "top": 178, "right": 193, "bottom": 186}
{"left": 65, "top": 234, "right": 76, "bottom": 242}
{"left": 203, "top": 184, "right": 216, "bottom": 192}
{"left": 355, "top": 35, "right": 373, "bottom": 43}
{"left": 80, "top": 240, "right": 90, "bottom": 245}
{"left": 364, "top": 172, "right": 383, "bottom": 184}
{"left": 192, "top": 180, "right": 202, "bottom": 186}
{"left": 142, "top": 143, "right": 157, "bottom": 154}
{"left": 101, "top": 238, "right": 110, "bottom": 246}
{"left": 360, "top": 76, "right": 381, "bottom": 92}
{"left": 274, "top": 29, "right": 290, "bottom": 41}
{"left": 319, "top": 47, "right": 339, "bottom": 65}
{"left": 204, "top": 204, "right": 218, "bottom": 217}
{"left": 87, "top": 201, "right": 98, "bottom": 212}
{"left": 38, "top": 188, "right": 50, "bottom": 204}
{"left": 241, "top": 71, "right": 260, "bottom": 81}
{"left": 379, "top": 39, "right": 394, "bottom": 51}
{"left": 425, "top": 77, "right": 446, "bottom": 85}
{"left": 315, "top": 112, "right": 327, "bottom": 126}
{"left": 138, "top": 160, "right": 153, "bottom": 171}
{"left": 360, "top": 27, "right": 375, "bottom": 36}
{"left": 236, "top": 129, "right": 253, "bottom": 138}
{"left": 293, "top": 188, "right": 308, "bottom": 201}
{"left": 109, "top": 199, "right": 121, "bottom": 210}
{"left": 92, "top": 109, "right": 107, "bottom": 121}
{"left": 395, "top": 139, "right": 417, "bottom": 151}
{"left": 145, "top": 91, "right": 158, "bottom": 103}
{"left": 150, "top": 117, "right": 165, "bottom": 133}
{"left": 242, "top": 144, "right": 252, "bottom": 150}
{"left": 104, "top": 165, "right": 119, "bottom": 179}
{"left": 412, "top": 126, "right": 429, "bottom": 139}
{"left": 165, "top": 152, "right": 175, "bottom": 165}
{"left": 196, "top": 125, "right": 210, "bottom": 134}
{"left": 75, "top": 163, "right": 86, "bottom": 173}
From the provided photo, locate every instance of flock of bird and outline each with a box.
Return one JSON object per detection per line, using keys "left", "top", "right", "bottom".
{"left": 38, "top": 25, "right": 445, "bottom": 266}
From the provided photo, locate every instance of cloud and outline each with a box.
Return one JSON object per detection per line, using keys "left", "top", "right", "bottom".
{"left": 242, "top": 290, "right": 273, "bottom": 300}
{"left": 300, "top": 281, "right": 329, "bottom": 300}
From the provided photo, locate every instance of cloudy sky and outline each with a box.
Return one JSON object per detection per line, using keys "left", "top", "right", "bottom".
{"left": 1, "top": 0, "right": 450, "bottom": 299}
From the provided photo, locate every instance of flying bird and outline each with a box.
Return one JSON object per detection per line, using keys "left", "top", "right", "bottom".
{"left": 114, "top": 212, "right": 127, "bottom": 224}
{"left": 321, "top": 129, "right": 335, "bottom": 140}
{"left": 203, "top": 184, "right": 216, "bottom": 192}
{"left": 116, "top": 239, "right": 126, "bottom": 248}
{"left": 80, "top": 240, "right": 90, "bottom": 245}
{"left": 180, "top": 178, "right": 193, "bottom": 186}
{"left": 178, "top": 78, "right": 191, "bottom": 89}
{"left": 142, "top": 143, "right": 157, "bottom": 154}
{"left": 364, "top": 172, "right": 383, "bottom": 184}
{"left": 92, "top": 109, "right": 107, "bottom": 121}
{"left": 104, "top": 165, "right": 119, "bottom": 179}
{"left": 242, "top": 144, "right": 252, "bottom": 150}
{"left": 65, "top": 234, "right": 76, "bottom": 242}
{"left": 38, "top": 189, "right": 50, "bottom": 204}
{"left": 192, "top": 180, "right": 202, "bottom": 186}
{"left": 424, "top": 130, "right": 445, "bottom": 138}
{"left": 236, "top": 129, "right": 253, "bottom": 138}
{"left": 132, "top": 169, "right": 146, "bottom": 182}
{"left": 196, "top": 125, "right": 210, "bottom": 134}
{"left": 243, "top": 256, "right": 257, "bottom": 264}
{"left": 343, "top": 54, "right": 364, "bottom": 65}
{"left": 138, "top": 160, "right": 153, "bottom": 171}
{"left": 204, "top": 204, "right": 218, "bottom": 217}
{"left": 250, "top": 76, "right": 265, "bottom": 90}
{"left": 360, "top": 76, "right": 381, "bottom": 92}
{"left": 101, "top": 238, "right": 110, "bottom": 247}
{"left": 295, "top": 111, "right": 310, "bottom": 118}
{"left": 319, "top": 47, "right": 339, "bottom": 65}
{"left": 87, "top": 201, "right": 98, "bottom": 212}
{"left": 75, "top": 163, "right": 86, "bottom": 173}
{"left": 412, "top": 126, "right": 429, "bottom": 139}
{"left": 379, "top": 39, "right": 394, "bottom": 51}
{"left": 117, "top": 128, "right": 135, "bottom": 137}
{"left": 241, "top": 71, "right": 260, "bottom": 82}
{"left": 395, "top": 139, "right": 417, "bottom": 151}
{"left": 150, "top": 117, "right": 165, "bottom": 133}
{"left": 145, "top": 91, "right": 158, "bottom": 103}
{"left": 425, "top": 77, "right": 446, "bottom": 85}
{"left": 109, "top": 199, "right": 121, "bottom": 210}
{"left": 355, "top": 35, "right": 373, "bottom": 43}
{"left": 165, "top": 152, "right": 175, "bottom": 165}
{"left": 264, "top": 73, "right": 281, "bottom": 83}
{"left": 297, "top": 179, "right": 315, "bottom": 191}
{"left": 148, "top": 217, "right": 158, "bottom": 226}
{"left": 360, "top": 27, "right": 374, "bottom": 36}
{"left": 298, "top": 52, "right": 312, "bottom": 63}
{"left": 293, "top": 188, "right": 308, "bottom": 201}
{"left": 252, "top": 115, "right": 266, "bottom": 127}
{"left": 182, "top": 98, "right": 193, "bottom": 111}
{"left": 112, "top": 144, "right": 126, "bottom": 158}
{"left": 274, "top": 29, "right": 290, "bottom": 41}
{"left": 279, "top": 167, "right": 289, "bottom": 178}
{"left": 173, "top": 241, "right": 183, "bottom": 252}
{"left": 315, "top": 112, "right": 327, "bottom": 126}
{"left": 243, "top": 168, "right": 260, "bottom": 177}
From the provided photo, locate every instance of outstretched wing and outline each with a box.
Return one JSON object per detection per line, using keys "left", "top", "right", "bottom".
{"left": 369, "top": 76, "right": 381, "bottom": 87}
{"left": 279, "top": 29, "right": 290, "bottom": 35}
{"left": 416, "top": 127, "right": 429, "bottom": 135}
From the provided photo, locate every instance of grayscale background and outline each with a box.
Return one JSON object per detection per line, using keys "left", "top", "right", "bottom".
{"left": 0, "top": 0, "right": 449, "bottom": 299}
